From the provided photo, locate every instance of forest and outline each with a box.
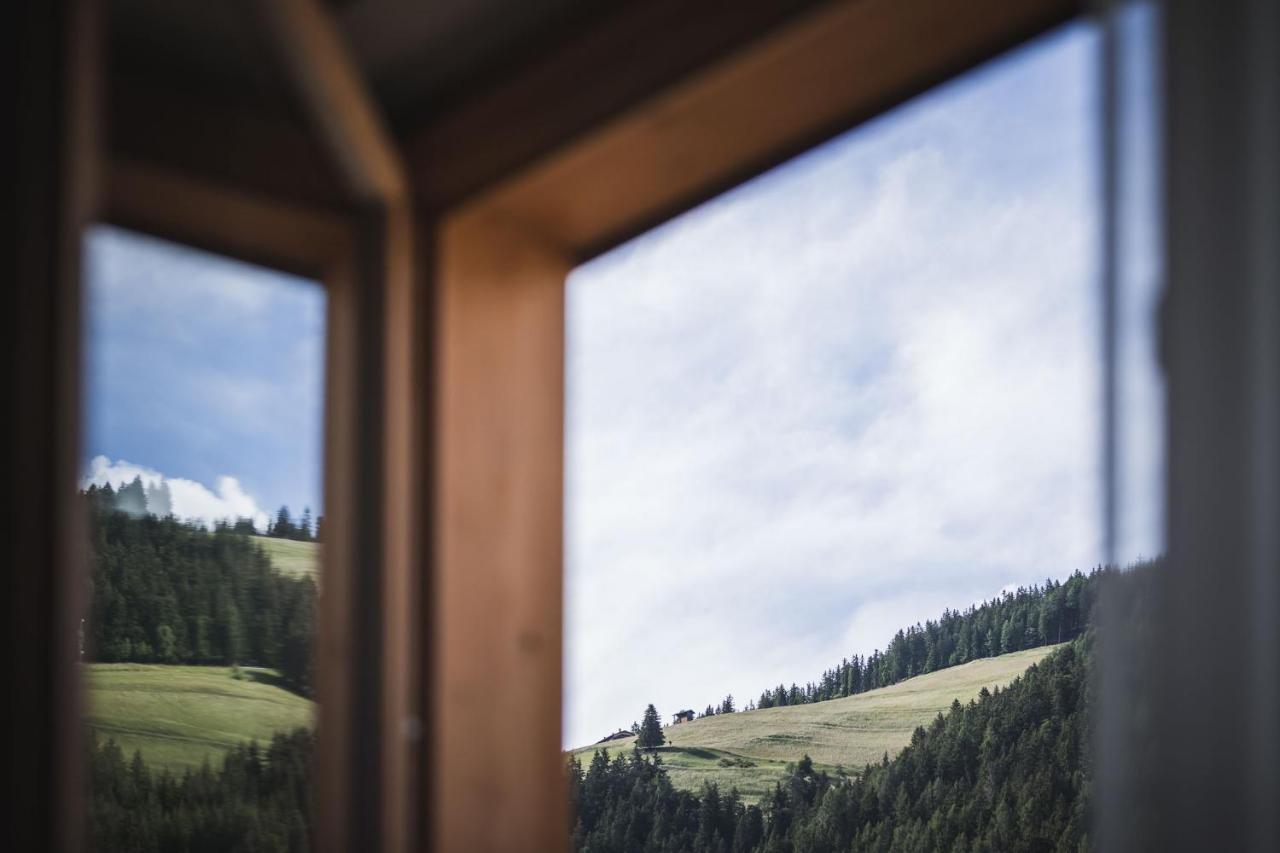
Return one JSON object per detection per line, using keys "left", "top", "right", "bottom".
{"left": 86, "top": 585, "right": 1116, "bottom": 853}
{"left": 570, "top": 638, "right": 1092, "bottom": 853}
{"left": 82, "top": 485, "right": 317, "bottom": 695}
{"left": 82, "top": 477, "right": 1154, "bottom": 852}
{"left": 724, "top": 569, "right": 1107, "bottom": 715}
{"left": 87, "top": 728, "right": 313, "bottom": 853}
{"left": 83, "top": 486, "right": 320, "bottom": 852}
{"left": 568, "top": 562, "right": 1154, "bottom": 853}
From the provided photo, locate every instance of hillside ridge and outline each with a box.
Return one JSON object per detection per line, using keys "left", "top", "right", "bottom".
{"left": 572, "top": 645, "right": 1059, "bottom": 797}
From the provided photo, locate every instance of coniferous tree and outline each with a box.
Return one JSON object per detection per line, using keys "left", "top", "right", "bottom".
{"left": 144, "top": 479, "right": 173, "bottom": 517}
{"left": 88, "top": 728, "right": 315, "bottom": 853}
{"left": 81, "top": 491, "right": 318, "bottom": 696}
{"left": 92, "top": 482, "right": 116, "bottom": 512}
{"left": 279, "top": 599, "right": 315, "bottom": 695}
{"left": 637, "top": 703, "right": 665, "bottom": 749}
{"left": 271, "top": 505, "right": 294, "bottom": 539}
{"left": 116, "top": 476, "right": 148, "bottom": 517}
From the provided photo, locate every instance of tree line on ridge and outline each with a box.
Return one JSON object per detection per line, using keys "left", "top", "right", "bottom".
{"left": 82, "top": 486, "right": 317, "bottom": 695}
{"left": 89, "top": 476, "right": 321, "bottom": 541}
{"left": 690, "top": 569, "right": 1104, "bottom": 718}
{"left": 79, "top": 480, "right": 1154, "bottom": 853}
{"left": 569, "top": 561, "right": 1154, "bottom": 852}
{"left": 571, "top": 637, "right": 1095, "bottom": 853}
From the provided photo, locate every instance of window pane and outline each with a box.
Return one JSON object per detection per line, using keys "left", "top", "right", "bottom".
{"left": 81, "top": 226, "right": 325, "bottom": 853}
{"left": 566, "top": 18, "right": 1159, "bottom": 850}
{"left": 1112, "top": 0, "right": 1165, "bottom": 563}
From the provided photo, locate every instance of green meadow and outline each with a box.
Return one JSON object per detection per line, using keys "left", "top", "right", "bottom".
{"left": 251, "top": 535, "right": 320, "bottom": 579}
{"left": 84, "top": 663, "right": 315, "bottom": 773}
{"left": 572, "top": 645, "right": 1060, "bottom": 799}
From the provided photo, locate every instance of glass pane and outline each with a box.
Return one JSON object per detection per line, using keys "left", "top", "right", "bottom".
{"left": 1111, "top": 0, "right": 1164, "bottom": 563}
{"left": 81, "top": 226, "right": 325, "bottom": 853}
{"left": 1096, "top": 4, "right": 1166, "bottom": 847}
{"left": 566, "top": 18, "right": 1158, "bottom": 851}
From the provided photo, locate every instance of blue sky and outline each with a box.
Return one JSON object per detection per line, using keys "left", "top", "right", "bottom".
{"left": 564, "top": 20, "right": 1161, "bottom": 747}
{"left": 82, "top": 227, "right": 326, "bottom": 529}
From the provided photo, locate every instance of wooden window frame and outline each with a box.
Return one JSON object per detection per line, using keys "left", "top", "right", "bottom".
{"left": 428, "top": 2, "right": 1081, "bottom": 850}
{"left": 21, "top": 0, "right": 1280, "bottom": 850}
{"left": 101, "top": 4, "right": 425, "bottom": 851}
{"left": 99, "top": 159, "right": 415, "bottom": 853}
{"left": 34, "top": 0, "right": 1085, "bottom": 851}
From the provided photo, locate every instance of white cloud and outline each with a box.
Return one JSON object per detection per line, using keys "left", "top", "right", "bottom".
{"left": 84, "top": 455, "right": 164, "bottom": 489}
{"left": 83, "top": 455, "right": 270, "bottom": 531}
{"left": 562, "top": 27, "right": 1141, "bottom": 748}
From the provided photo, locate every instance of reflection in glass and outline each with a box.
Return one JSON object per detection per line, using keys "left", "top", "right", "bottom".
{"left": 81, "top": 227, "right": 324, "bottom": 853}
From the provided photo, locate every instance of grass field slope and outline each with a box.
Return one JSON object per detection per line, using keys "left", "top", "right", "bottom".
{"left": 251, "top": 535, "right": 320, "bottom": 579}
{"left": 572, "top": 645, "right": 1059, "bottom": 798}
{"left": 85, "top": 663, "right": 315, "bottom": 773}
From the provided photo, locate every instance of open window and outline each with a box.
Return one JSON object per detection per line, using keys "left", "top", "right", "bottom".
{"left": 563, "top": 17, "right": 1167, "bottom": 848}
{"left": 9, "top": 1, "right": 1278, "bottom": 852}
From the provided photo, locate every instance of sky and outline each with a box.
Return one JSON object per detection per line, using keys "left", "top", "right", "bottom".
{"left": 563, "top": 21, "right": 1162, "bottom": 748}
{"left": 82, "top": 226, "right": 326, "bottom": 530}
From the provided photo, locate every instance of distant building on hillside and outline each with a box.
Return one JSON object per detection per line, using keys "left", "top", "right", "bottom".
{"left": 672, "top": 709, "right": 695, "bottom": 725}
{"left": 595, "top": 729, "right": 633, "bottom": 745}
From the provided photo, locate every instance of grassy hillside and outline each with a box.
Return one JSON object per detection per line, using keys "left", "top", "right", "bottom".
{"left": 85, "top": 663, "right": 315, "bottom": 773}
{"left": 251, "top": 535, "right": 320, "bottom": 579}
{"left": 571, "top": 645, "right": 1059, "bottom": 798}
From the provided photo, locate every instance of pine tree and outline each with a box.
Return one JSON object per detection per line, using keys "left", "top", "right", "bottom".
{"left": 116, "top": 476, "right": 148, "bottom": 517}
{"left": 144, "top": 479, "right": 173, "bottom": 517}
{"left": 272, "top": 505, "right": 294, "bottom": 539}
{"left": 637, "top": 703, "right": 665, "bottom": 749}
